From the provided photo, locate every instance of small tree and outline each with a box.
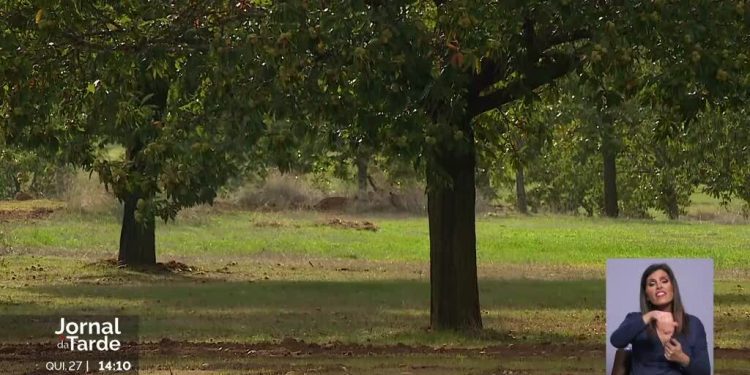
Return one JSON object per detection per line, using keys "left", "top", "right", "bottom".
{"left": 2, "top": 2, "right": 266, "bottom": 264}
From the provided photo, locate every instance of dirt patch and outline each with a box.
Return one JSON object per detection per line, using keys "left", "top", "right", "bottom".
{"left": 0, "top": 340, "right": 602, "bottom": 360}
{"left": 315, "top": 197, "right": 350, "bottom": 211}
{"left": 251, "top": 220, "right": 302, "bottom": 228}
{"left": 86, "top": 258, "right": 197, "bottom": 273}
{"left": 0, "top": 207, "right": 55, "bottom": 222}
{"left": 253, "top": 220, "right": 285, "bottom": 228}
{"left": 2, "top": 339, "right": 748, "bottom": 360}
{"left": 1, "top": 341, "right": 747, "bottom": 374}
{"left": 321, "top": 218, "right": 378, "bottom": 232}
{"left": 82, "top": 258, "right": 121, "bottom": 268}
{"left": 157, "top": 260, "right": 196, "bottom": 273}
{"left": 216, "top": 261, "right": 241, "bottom": 273}
{"left": 24, "top": 264, "right": 47, "bottom": 272}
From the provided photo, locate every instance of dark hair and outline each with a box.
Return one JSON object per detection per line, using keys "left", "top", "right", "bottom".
{"left": 639, "top": 263, "right": 688, "bottom": 335}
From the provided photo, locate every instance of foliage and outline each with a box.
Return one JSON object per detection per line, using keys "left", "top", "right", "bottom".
{"left": 1, "top": 1, "right": 265, "bottom": 223}
{"left": 0, "top": 146, "right": 71, "bottom": 199}
{"left": 690, "top": 107, "right": 750, "bottom": 211}
{"left": 245, "top": 0, "right": 750, "bottom": 210}
{"left": 4, "top": 1, "right": 747, "bottom": 214}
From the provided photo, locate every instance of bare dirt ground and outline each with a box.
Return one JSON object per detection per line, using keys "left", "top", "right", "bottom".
{"left": 0, "top": 199, "right": 65, "bottom": 223}
{"left": 320, "top": 218, "right": 379, "bottom": 232}
{"left": 2, "top": 340, "right": 748, "bottom": 374}
{"left": 0, "top": 207, "right": 56, "bottom": 222}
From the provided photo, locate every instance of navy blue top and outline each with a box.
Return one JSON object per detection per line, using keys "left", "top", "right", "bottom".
{"left": 611, "top": 312, "right": 710, "bottom": 375}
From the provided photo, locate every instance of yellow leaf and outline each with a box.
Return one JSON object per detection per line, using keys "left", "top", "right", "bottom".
{"left": 35, "top": 9, "right": 45, "bottom": 25}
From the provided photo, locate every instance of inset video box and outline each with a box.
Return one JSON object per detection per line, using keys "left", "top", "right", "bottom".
{"left": 0, "top": 315, "right": 139, "bottom": 374}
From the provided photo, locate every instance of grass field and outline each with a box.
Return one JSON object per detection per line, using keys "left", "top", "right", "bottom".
{"left": 1, "top": 200, "right": 748, "bottom": 374}
{"left": 4, "top": 208, "right": 750, "bottom": 270}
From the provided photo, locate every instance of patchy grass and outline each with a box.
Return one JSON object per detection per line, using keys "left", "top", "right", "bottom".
{"left": 1, "top": 350, "right": 605, "bottom": 375}
{"left": 0, "top": 255, "right": 603, "bottom": 347}
{"left": 1, "top": 204, "right": 748, "bottom": 373}
{"left": 135, "top": 351, "right": 750, "bottom": 375}
{"left": 134, "top": 353, "right": 603, "bottom": 375}
{"left": 5, "top": 350, "right": 748, "bottom": 375}
{"left": 0, "top": 255, "right": 748, "bottom": 350}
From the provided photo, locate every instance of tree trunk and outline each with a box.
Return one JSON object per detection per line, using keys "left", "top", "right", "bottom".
{"left": 356, "top": 153, "right": 369, "bottom": 200}
{"left": 118, "top": 193, "right": 156, "bottom": 265}
{"left": 427, "top": 121, "right": 482, "bottom": 331}
{"left": 11, "top": 173, "right": 21, "bottom": 195}
{"left": 116, "top": 76, "right": 165, "bottom": 266}
{"left": 29, "top": 172, "right": 38, "bottom": 194}
{"left": 602, "top": 147, "right": 619, "bottom": 218}
{"left": 663, "top": 184, "right": 680, "bottom": 220}
{"left": 515, "top": 163, "right": 528, "bottom": 214}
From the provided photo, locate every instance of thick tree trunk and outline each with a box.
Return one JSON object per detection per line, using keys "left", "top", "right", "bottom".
{"left": 515, "top": 163, "right": 528, "bottom": 214}
{"left": 427, "top": 122, "right": 482, "bottom": 331}
{"left": 118, "top": 193, "right": 156, "bottom": 265}
{"left": 602, "top": 147, "right": 619, "bottom": 218}
{"left": 356, "top": 153, "right": 369, "bottom": 200}
{"left": 115, "top": 76, "right": 165, "bottom": 266}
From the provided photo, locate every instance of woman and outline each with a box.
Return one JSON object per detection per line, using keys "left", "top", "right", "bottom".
{"left": 610, "top": 263, "right": 710, "bottom": 375}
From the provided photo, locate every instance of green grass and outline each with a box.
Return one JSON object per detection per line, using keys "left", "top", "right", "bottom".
{"left": 3, "top": 210, "right": 750, "bottom": 269}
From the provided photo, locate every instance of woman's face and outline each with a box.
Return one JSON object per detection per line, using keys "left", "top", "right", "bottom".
{"left": 645, "top": 269, "right": 674, "bottom": 308}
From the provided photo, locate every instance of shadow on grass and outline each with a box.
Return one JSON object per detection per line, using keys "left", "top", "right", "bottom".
{"left": 2, "top": 279, "right": 607, "bottom": 345}
{"left": 9, "top": 278, "right": 747, "bottom": 345}
{"left": 26, "top": 279, "right": 605, "bottom": 310}
{"left": 715, "top": 293, "right": 750, "bottom": 306}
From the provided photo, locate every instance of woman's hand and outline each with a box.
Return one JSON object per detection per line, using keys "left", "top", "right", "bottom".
{"left": 644, "top": 311, "right": 678, "bottom": 345}
{"left": 664, "top": 338, "right": 690, "bottom": 367}
{"left": 643, "top": 311, "right": 676, "bottom": 326}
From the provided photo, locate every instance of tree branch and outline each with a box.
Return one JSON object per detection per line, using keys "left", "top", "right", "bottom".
{"left": 468, "top": 52, "right": 580, "bottom": 118}
{"left": 468, "top": 24, "right": 589, "bottom": 116}
{"left": 469, "top": 57, "right": 508, "bottom": 97}
{"left": 541, "top": 29, "right": 592, "bottom": 51}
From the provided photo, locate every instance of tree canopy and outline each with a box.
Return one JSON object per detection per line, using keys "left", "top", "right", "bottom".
{"left": 2, "top": 2, "right": 268, "bottom": 263}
